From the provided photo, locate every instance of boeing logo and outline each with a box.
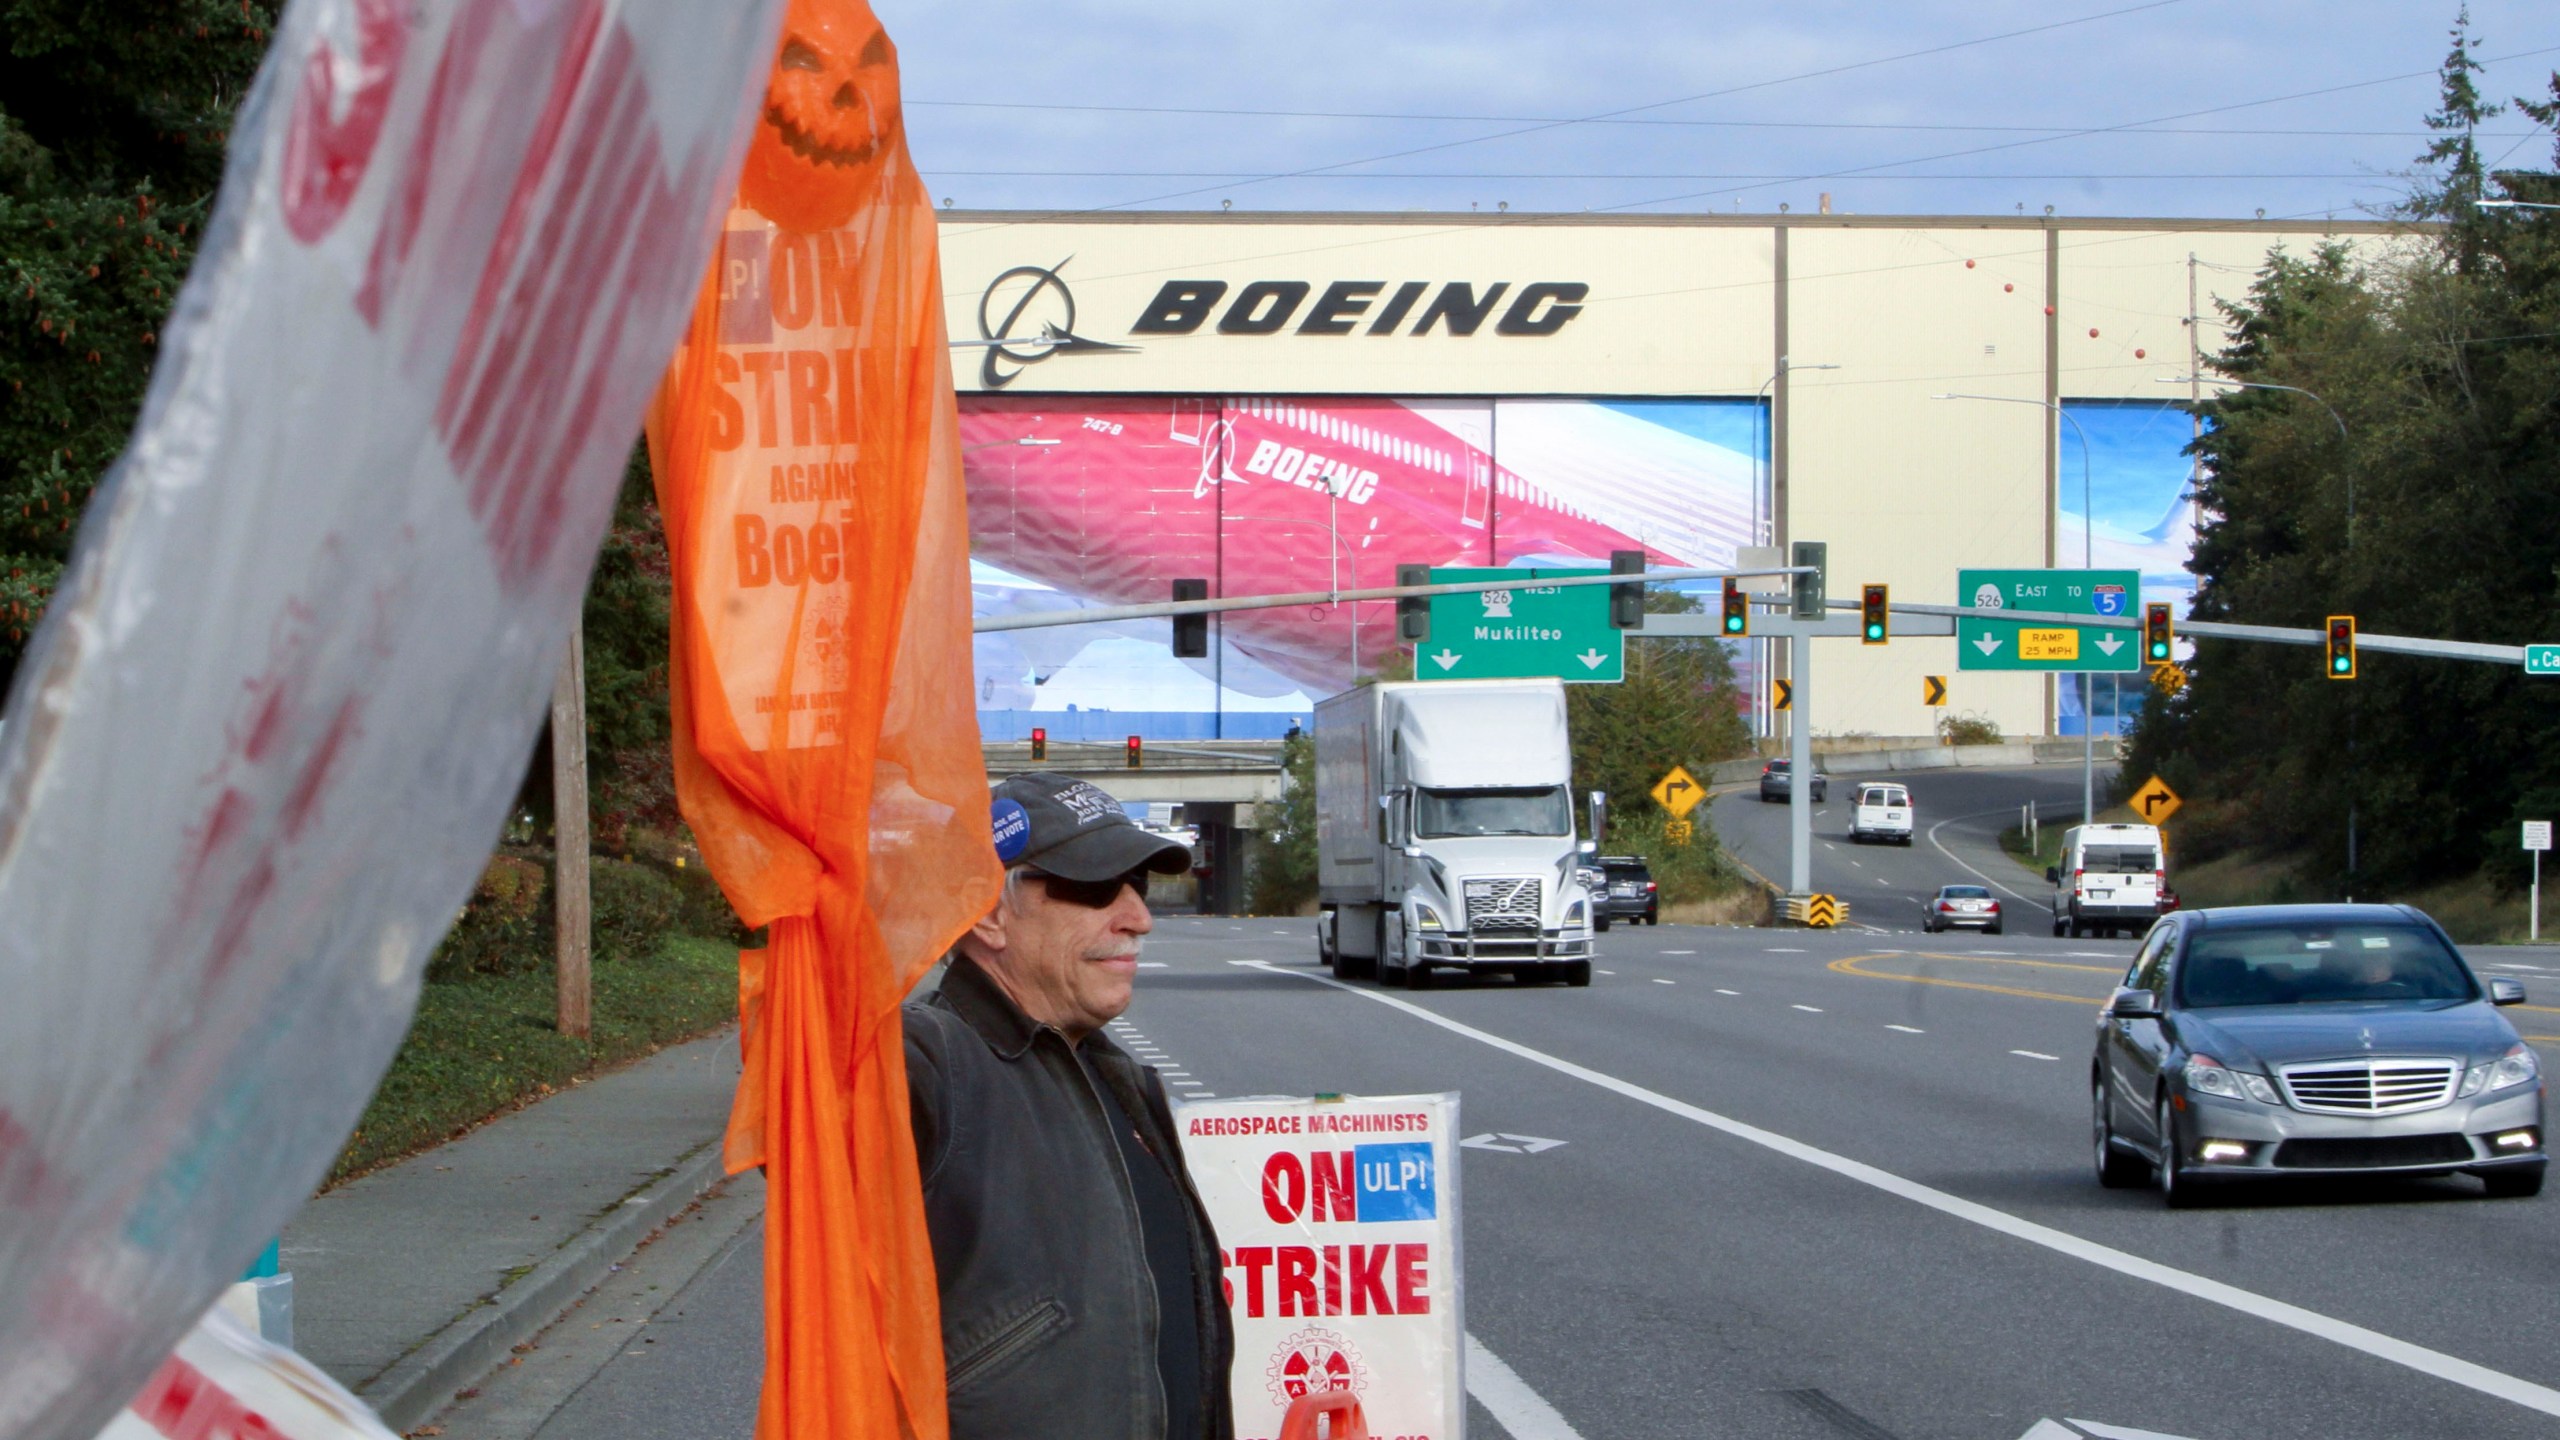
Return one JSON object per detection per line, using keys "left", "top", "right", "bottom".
{"left": 1133, "top": 279, "right": 1589, "bottom": 338}
{"left": 975, "top": 258, "right": 1135, "bottom": 389}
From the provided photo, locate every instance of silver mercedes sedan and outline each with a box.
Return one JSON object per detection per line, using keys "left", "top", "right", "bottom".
{"left": 2091, "top": 903, "right": 2545, "bottom": 1207}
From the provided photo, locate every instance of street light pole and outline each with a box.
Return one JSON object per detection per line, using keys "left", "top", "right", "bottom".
{"left": 1935, "top": 393, "right": 2099, "bottom": 824}
{"left": 1755, "top": 358, "right": 1836, "bottom": 742}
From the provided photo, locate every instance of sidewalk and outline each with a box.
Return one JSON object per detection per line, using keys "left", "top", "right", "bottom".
{"left": 282, "top": 1028, "right": 743, "bottom": 1434}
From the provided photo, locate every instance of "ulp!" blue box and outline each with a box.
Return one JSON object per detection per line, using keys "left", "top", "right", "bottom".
{"left": 1354, "top": 1142, "right": 1436, "bottom": 1222}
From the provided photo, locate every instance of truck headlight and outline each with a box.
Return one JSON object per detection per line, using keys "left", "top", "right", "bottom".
{"left": 1414, "top": 904, "right": 1445, "bottom": 932}
{"left": 1564, "top": 900, "right": 1587, "bottom": 927}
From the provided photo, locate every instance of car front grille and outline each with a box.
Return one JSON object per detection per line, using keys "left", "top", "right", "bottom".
{"left": 2271, "top": 1134, "right": 2475, "bottom": 1169}
{"left": 2277, "top": 1059, "right": 2461, "bottom": 1116}
{"left": 1463, "top": 877, "right": 1541, "bottom": 934}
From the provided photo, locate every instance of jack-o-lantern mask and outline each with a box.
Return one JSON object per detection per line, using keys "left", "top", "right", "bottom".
{"left": 738, "top": 0, "right": 903, "bottom": 232}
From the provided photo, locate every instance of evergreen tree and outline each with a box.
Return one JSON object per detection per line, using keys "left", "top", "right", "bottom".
{"left": 0, "top": 0, "right": 279, "bottom": 692}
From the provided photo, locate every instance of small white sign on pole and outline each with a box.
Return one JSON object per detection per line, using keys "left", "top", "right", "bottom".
{"left": 2528, "top": 823, "right": 2552, "bottom": 942}
{"left": 1179, "top": 1094, "right": 1463, "bottom": 1440}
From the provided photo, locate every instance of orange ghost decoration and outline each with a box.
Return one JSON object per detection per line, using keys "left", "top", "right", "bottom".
{"left": 738, "top": 0, "right": 905, "bottom": 232}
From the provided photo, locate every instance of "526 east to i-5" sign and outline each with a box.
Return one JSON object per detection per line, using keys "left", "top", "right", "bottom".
{"left": 1956, "top": 569, "right": 2144, "bottom": 673}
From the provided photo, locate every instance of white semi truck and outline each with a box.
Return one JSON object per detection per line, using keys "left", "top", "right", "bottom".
{"left": 1313, "top": 678, "right": 1595, "bottom": 987}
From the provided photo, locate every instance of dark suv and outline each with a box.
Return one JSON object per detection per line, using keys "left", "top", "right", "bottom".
{"left": 1593, "top": 855, "right": 1658, "bottom": 929}
{"left": 1758, "top": 758, "right": 1828, "bottom": 803}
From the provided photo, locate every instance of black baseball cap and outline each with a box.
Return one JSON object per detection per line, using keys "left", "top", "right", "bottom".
{"left": 989, "top": 772, "right": 1193, "bottom": 882}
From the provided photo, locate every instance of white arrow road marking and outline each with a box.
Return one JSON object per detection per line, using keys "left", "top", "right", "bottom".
{"left": 1974, "top": 633, "right": 2004, "bottom": 655}
{"left": 2095, "top": 633, "right": 2124, "bottom": 655}
{"left": 1237, "top": 958, "right": 2560, "bottom": 1424}
{"left": 2015, "top": 1420, "right": 2211, "bottom": 1440}
{"left": 1576, "top": 648, "right": 1609, "bottom": 669}
{"left": 1461, "top": 1133, "right": 1568, "bottom": 1154}
{"left": 1431, "top": 648, "right": 1462, "bottom": 670}
{"left": 1466, "top": 1334, "right": 1587, "bottom": 1440}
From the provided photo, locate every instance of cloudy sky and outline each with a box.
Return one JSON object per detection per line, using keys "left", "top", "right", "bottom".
{"left": 873, "top": 0, "right": 2558, "bottom": 220}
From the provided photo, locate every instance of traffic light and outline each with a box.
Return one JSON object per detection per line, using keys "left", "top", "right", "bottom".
{"left": 1609, "top": 549, "right": 1646, "bottom": 629}
{"left": 1791, "top": 541, "right": 1827, "bottom": 621}
{"left": 1861, "top": 584, "right": 1889, "bottom": 645}
{"left": 1721, "top": 578, "right": 1749, "bottom": 637}
{"left": 2326, "top": 614, "right": 2356, "bottom": 680}
{"left": 1126, "top": 735, "right": 1144, "bottom": 769}
{"left": 1029, "top": 727, "right": 1047, "bottom": 761}
{"left": 2143, "top": 602, "right": 2174, "bottom": 665}
{"left": 1171, "top": 577, "right": 1208, "bottom": 657}
{"left": 1396, "top": 563, "right": 1430, "bottom": 642}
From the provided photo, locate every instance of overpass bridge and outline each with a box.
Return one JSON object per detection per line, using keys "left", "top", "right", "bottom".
{"left": 980, "top": 738, "right": 1290, "bottom": 915}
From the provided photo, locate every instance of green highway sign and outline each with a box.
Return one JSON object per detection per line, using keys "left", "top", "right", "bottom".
{"left": 1420, "top": 567, "right": 1623, "bottom": 683}
{"left": 2528, "top": 645, "right": 2560, "bottom": 677}
{"left": 1956, "top": 568, "right": 2144, "bottom": 673}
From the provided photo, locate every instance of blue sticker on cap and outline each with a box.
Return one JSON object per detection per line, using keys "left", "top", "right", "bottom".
{"left": 991, "top": 798, "right": 1032, "bottom": 862}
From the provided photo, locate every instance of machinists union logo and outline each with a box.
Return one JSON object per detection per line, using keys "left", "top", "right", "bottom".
{"left": 1266, "top": 1327, "right": 1368, "bottom": 1407}
{"left": 975, "top": 258, "right": 1135, "bottom": 389}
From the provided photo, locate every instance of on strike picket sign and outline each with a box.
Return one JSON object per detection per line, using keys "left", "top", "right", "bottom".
{"left": 1179, "top": 1095, "right": 1463, "bottom": 1440}
{"left": 0, "top": 3, "right": 780, "bottom": 1437}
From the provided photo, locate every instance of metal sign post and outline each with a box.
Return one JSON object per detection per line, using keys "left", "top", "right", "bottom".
{"left": 2527, "top": 822, "right": 2552, "bottom": 941}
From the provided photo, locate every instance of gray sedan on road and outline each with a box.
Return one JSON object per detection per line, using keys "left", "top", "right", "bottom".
{"left": 2092, "top": 903, "right": 2545, "bottom": 1207}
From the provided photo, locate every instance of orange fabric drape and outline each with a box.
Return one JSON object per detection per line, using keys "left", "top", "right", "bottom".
{"left": 645, "top": 5, "right": 997, "bottom": 1436}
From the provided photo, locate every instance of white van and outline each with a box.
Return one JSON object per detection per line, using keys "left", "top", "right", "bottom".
{"left": 1850, "top": 783, "right": 1913, "bottom": 845}
{"left": 2046, "top": 823, "right": 2165, "bottom": 938}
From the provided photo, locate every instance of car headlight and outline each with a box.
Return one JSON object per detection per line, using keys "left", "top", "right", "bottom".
{"left": 2184, "top": 1055, "right": 2279, "bottom": 1105}
{"left": 2460, "top": 1044, "right": 2539, "bottom": 1096}
{"left": 1414, "top": 904, "right": 1445, "bottom": 932}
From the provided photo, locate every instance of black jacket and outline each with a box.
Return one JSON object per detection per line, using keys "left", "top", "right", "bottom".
{"left": 905, "top": 957, "right": 1236, "bottom": 1440}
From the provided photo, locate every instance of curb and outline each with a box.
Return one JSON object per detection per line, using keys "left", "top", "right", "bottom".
{"left": 360, "top": 1139, "right": 732, "bottom": 1434}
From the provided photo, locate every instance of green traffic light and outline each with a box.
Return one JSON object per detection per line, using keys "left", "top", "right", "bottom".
{"left": 2333, "top": 656, "right": 2350, "bottom": 672}
{"left": 1866, "top": 624, "right": 1884, "bottom": 640}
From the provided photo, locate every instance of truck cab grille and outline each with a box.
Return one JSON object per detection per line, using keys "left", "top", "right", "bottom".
{"left": 1463, "top": 877, "right": 1541, "bottom": 933}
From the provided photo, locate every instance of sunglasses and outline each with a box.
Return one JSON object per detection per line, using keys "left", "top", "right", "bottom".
{"left": 1030, "top": 866, "right": 1152, "bottom": 910}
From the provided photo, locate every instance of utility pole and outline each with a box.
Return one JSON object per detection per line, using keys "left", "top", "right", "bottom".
{"left": 551, "top": 632, "right": 591, "bottom": 1040}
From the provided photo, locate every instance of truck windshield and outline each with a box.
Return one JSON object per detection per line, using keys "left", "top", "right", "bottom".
{"left": 1415, "top": 786, "right": 1571, "bottom": 839}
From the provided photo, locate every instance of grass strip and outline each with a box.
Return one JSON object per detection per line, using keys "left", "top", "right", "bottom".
{"left": 330, "top": 932, "right": 740, "bottom": 1186}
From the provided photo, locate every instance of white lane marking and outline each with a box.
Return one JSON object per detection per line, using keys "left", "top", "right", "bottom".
{"left": 1235, "top": 959, "right": 2560, "bottom": 1422}
{"left": 2066, "top": 1418, "right": 2211, "bottom": 1440}
{"left": 1465, "top": 1333, "right": 1587, "bottom": 1440}
{"left": 1138, "top": 961, "right": 1169, "bottom": 968}
{"left": 1715, "top": 989, "right": 1741, "bottom": 996}
{"left": 1597, "top": 969, "right": 1617, "bottom": 975}
{"left": 2067, "top": 952, "right": 2116, "bottom": 959}
{"left": 1652, "top": 978, "right": 1677, "bottom": 986}
{"left": 2011, "top": 1050, "right": 2061, "bottom": 1061}
{"left": 1662, "top": 949, "right": 1696, "bottom": 955}
{"left": 1876, "top": 878, "right": 1893, "bottom": 886}
{"left": 1792, "top": 1004, "right": 1823, "bottom": 1013}
{"left": 1887, "top": 1024, "right": 1926, "bottom": 1034}
{"left": 1925, "top": 806, "right": 2051, "bottom": 913}
{"left": 1767, "top": 947, "right": 1806, "bottom": 953}
{"left": 1849, "top": 859, "right": 1864, "bottom": 868}
{"left": 1172, "top": 1080, "right": 1206, "bottom": 1088}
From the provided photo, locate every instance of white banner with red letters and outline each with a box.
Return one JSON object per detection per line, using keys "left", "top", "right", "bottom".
{"left": 1179, "top": 1094, "right": 1463, "bottom": 1440}
{"left": 90, "top": 1309, "right": 397, "bottom": 1440}
{"left": 0, "top": 3, "right": 780, "bottom": 1438}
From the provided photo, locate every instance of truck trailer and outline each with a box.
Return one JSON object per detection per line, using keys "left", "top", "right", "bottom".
{"left": 1313, "top": 679, "right": 1595, "bottom": 987}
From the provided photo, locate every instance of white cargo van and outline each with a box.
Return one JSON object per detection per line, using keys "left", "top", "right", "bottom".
{"left": 2046, "top": 823, "right": 2166, "bottom": 938}
{"left": 1849, "top": 783, "right": 1913, "bottom": 845}
{"left": 1313, "top": 679, "right": 1595, "bottom": 988}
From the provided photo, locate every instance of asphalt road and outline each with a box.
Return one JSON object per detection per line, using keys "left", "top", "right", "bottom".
{"left": 1707, "top": 763, "right": 2106, "bottom": 937}
{"left": 447, "top": 910, "right": 2560, "bottom": 1440}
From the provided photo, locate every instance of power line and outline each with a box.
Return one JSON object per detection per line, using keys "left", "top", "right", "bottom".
{"left": 911, "top": 98, "right": 2539, "bottom": 144}
{"left": 937, "top": 0, "right": 2197, "bottom": 227}
{"left": 930, "top": 171, "right": 2408, "bottom": 183}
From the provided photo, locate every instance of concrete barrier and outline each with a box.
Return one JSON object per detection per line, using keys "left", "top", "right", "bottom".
{"left": 1709, "top": 739, "right": 2106, "bottom": 788}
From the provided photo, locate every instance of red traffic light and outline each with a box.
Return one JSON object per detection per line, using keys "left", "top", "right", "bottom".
{"left": 1029, "top": 727, "right": 1047, "bottom": 761}
{"left": 1126, "top": 734, "right": 1144, "bottom": 769}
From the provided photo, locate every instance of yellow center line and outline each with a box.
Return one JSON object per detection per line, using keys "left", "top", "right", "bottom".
{"left": 1904, "top": 950, "right": 2121, "bottom": 975}
{"left": 1829, "top": 953, "right": 2105, "bottom": 1007}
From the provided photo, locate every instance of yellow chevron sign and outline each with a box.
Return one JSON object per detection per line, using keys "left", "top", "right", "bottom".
{"left": 1804, "top": 894, "right": 1843, "bottom": 927}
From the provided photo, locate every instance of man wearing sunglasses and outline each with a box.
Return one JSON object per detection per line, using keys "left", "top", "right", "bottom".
{"left": 904, "top": 772, "right": 1233, "bottom": 1440}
